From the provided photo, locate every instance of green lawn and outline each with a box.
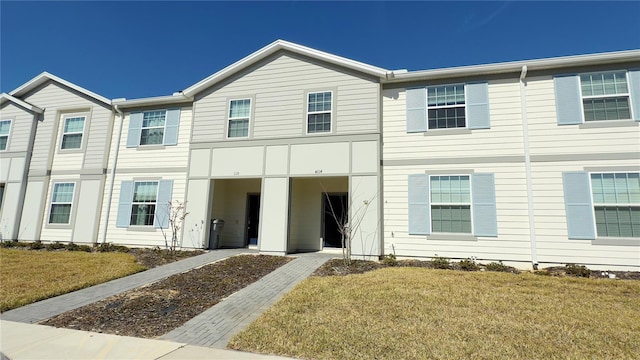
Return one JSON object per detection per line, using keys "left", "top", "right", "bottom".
{"left": 0, "top": 249, "right": 144, "bottom": 312}
{"left": 229, "top": 267, "right": 640, "bottom": 360}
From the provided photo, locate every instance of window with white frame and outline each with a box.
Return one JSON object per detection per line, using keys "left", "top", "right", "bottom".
{"left": 427, "top": 84, "right": 466, "bottom": 129}
{"left": 430, "top": 175, "right": 472, "bottom": 233}
{"left": 580, "top": 71, "right": 632, "bottom": 121}
{"left": 130, "top": 181, "right": 158, "bottom": 226}
{"left": 228, "top": 99, "right": 250, "bottom": 138}
{"left": 0, "top": 120, "right": 10, "bottom": 151}
{"left": 590, "top": 173, "right": 640, "bottom": 237}
{"left": 49, "top": 183, "right": 75, "bottom": 224}
{"left": 140, "top": 111, "right": 166, "bottom": 145}
{"left": 307, "top": 91, "right": 332, "bottom": 133}
{"left": 60, "top": 116, "right": 85, "bottom": 150}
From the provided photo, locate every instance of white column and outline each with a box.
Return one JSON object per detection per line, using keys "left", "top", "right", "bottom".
{"left": 259, "top": 177, "right": 289, "bottom": 255}
{"left": 350, "top": 175, "right": 381, "bottom": 260}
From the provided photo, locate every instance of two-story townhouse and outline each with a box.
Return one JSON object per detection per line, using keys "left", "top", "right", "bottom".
{"left": 96, "top": 95, "right": 194, "bottom": 247}
{"left": 9, "top": 73, "right": 114, "bottom": 244}
{"left": 178, "top": 41, "right": 386, "bottom": 258}
{"left": 382, "top": 51, "right": 640, "bottom": 270}
{"left": 0, "top": 93, "right": 43, "bottom": 241}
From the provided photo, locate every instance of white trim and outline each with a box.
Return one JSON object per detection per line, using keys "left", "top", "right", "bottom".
{"left": 305, "top": 90, "right": 333, "bottom": 135}
{"left": 48, "top": 182, "right": 76, "bottom": 225}
{"left": 0, "top": 93, "right": 43, "bottom": 113}
{"left": 183, "top": 40, "right": 388, "bottom": 97}
{"left": 0, "top": 119, "right": 12, "bottom": 151}
{"left": 139, "top": 110, "right": 167, "bottom": 146}
{"left": 130, "top": 180, "right": 160, "bottom": 227}
{"left": 428, "top": 174, "right": 473, "bottom": 235}
{"left": 227, "top": 99, "right": 252, "bottom": 139}
{"left": 60, "top": 115, "right": 86, "bottom": 150}
{"left": 9, "top": 72, "right": 111, "bottom": 106}
{"left": 579, "top": 70, "right": 633, "bottom": 122}
{"left": 426, "top": 83, "right": 467, "bottom": 130}
{"left": 588, "top": 171, "right": 640, "bottom": 238}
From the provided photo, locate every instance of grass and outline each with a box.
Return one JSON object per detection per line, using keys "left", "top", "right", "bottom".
{"left": 229, "top": 267, "right": 640, "bottom": 360}
{"left": 0, "top": 249, "right": 145, "bottom": 312}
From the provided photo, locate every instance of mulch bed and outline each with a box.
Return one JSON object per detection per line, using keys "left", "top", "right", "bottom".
{"left": 41, "top": 254, "right": 291, "bottom": 338}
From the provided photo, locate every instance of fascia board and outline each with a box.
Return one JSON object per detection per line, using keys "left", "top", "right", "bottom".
{"left": 112, "top": 94, "right": 193, "bottom": 109}
{"left": 183, "top": 39, "right": 389, "bottom": 97}
{"left": 385, "top": 50, "right": 640, "bottom": 84}
{"left": 9, "top": 72, "right": 112, "bottom": 107}
{"left": 0, "top": 93, "right": 44, "bottom": 113}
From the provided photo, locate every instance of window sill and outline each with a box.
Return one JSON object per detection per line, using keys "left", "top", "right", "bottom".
{"left": 136, "top": 145, "right": 166, "bottom": 151}
{"left": 58, "top": 148, "right": 85, "bottom": 154}
{"left": 423, "top": 128, "right": 472, "bottom": 136}
{"left": 579, "top": 120, "right": 638, "bottom": 129}
{"left": 427, "top": 233, "right": 477, "bottom": 241}
{"left": 592, "top": 237, "right": 640, "bottom": 246}
{"left": 126, "top": 226, "right": 157, "bottom": 232}
{"left": 45, "top": 223, "right": 73, "bottom": 229}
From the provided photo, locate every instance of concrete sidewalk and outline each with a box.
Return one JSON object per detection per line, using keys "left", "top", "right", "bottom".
{"left": 0, "top": 320, "right": 293, "bottom": 359}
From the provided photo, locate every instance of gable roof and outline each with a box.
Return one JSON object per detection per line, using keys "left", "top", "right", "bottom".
{"left": 182, "top": 39, "right": 389, "bottom": 97}
{"left": 0, "top": 93, "right": 44, "bottom": 114}
{"left": 9, "top": 72, "right": 111, "bottom": 107}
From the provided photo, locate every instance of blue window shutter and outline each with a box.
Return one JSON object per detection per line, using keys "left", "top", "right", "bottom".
{"left": 116, "top": 181, "right": 133, "bottom": 228}
{"left": 562, "top": 172, "right": 596, "bottom": 240}
{"left": 126, "top": 112, "right": 143, "bottom": 147}
{"left": 554, "top": 75, "right": 583, "bottom": 125}
{"left": 406, "top": 87, "right": 427, "bottom": 133}
{"left": 472, "top": 173, "right": 498, "bottom": 237}
{"left": 163, "top": 108, "right": 181, "bottom": 145}
{"left": 628, "top": 69, "right": 640, "bottom": 121}
{"left": 408, "top": 174, "right": 430, "bottom": 235}
{"left": 154, "top": 180, "right": 173, "bottom": 228}
{"left": 466, "top": 82, "right": 490, "bottom": 129}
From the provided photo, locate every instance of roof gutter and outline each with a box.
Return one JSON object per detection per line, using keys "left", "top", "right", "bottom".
{"left": 100, "top": 103, "right": 124, "bottom": 244}
{"left": 113, "top": 93, "right": 192, "bottom": 109}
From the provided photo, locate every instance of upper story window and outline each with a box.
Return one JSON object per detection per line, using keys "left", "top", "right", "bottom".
{"left": 130, "top": 181, "right": 158, "bottom": 226}
{"left": 61, "top": 116, "right": 85, "bottom": 150}
{"left": 49, "top": 182, "right": 75, "bottom": 224}
{"left": 140, "top": 111, "right": 166, "bottom": 145}
{"left": 427, "top": 85, "right": 466, "bottom": 129}
{"left": 580, "top": 71, "right": 632, "bottom": 121}
{"left": 590, "top": 173, "right": 640, "bottom": 238}
{"left": 430, "top": 175, "right": 472, "bottom": 233}
{"left": 307, "top": 91, "right": 332, "bottom": 133}
{"left": 0, "top": 120, "right": 11, "bottom": 151}
{"left": 228, "top": 99, "right": 251, "bottom": 138}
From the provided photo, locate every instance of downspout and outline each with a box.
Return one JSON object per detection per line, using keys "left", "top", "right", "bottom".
{"left": 100, "top": 104, "right": 124, "bottom": 244}
{"left": 519, "top": 65, "right": 539, "bottom": 270}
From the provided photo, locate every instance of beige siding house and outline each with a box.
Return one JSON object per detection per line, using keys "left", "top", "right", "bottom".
{"left": 3, "top": 41, "right": 638, "bottom": 270}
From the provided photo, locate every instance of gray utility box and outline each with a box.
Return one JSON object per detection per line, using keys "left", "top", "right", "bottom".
{"left": 209, "top": 219, "right": 225, "bottom": 249}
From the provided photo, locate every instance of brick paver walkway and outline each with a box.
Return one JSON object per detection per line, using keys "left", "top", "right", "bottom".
{"left": 161, "top": 252, "right": 334, "bottom": 348}
{"left": 2, "top": 249, "right": 250, "bottom": 323}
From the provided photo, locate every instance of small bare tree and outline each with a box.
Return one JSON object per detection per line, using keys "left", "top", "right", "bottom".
{"left": 322, "top": 186, "right": 377, "bottom": 266}
{"left": 158, "top": 200, "right": 189, "bottom": 258}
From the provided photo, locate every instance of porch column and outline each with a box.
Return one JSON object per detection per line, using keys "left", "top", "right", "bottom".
{"left": 350, "top": 175, "right": 381, "bottom": 260}
{"left": 184, "top": 179, "right": 211, "bottom": 249}
{"left": 259, "top": 177, "right": 289, "bottom": 255}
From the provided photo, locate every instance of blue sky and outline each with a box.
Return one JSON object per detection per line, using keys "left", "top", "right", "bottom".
{"left": 2, "top": 1, "right": 639, "bottom": 100}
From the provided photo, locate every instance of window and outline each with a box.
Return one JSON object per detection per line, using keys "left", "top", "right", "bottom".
{"left": 228, "top": 99, "right": 250, "bottom": 138}
{"left": 307, "top": 91, "right": 332, "bottom": 133}
{"left": 0, "top": 120, "right": 10, "bottom": 151}
{"left": 60, "top": 116, "right": 85, "bottom": 150}
{"left": 580, "top": 71, "right": 632, "bottom": 121}
{"left": 49, "top": 183, "right": 75, "bottom": 224}
{"left": 590, "top": 173, "right": 640, "bottom": 237}
{"left": 430, "top": 175, "right": 472, "bottom": 233}
{"left": 130, "top": 181, "right": 159, "bottom": 226}
{"left": 140, "top": 111, "right": 166, "bottom": 145}
{"left": 427, "top": 84, "right": 465, "bottom": 129}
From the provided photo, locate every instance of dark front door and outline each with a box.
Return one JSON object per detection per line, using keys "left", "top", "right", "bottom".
{"left": 323, "top": 194, "right": 348, "bottom": 248}
{"left": 246, "top": 194, "right": 260, "bottom": 246}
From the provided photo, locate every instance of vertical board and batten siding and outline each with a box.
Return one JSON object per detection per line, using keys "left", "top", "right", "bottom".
{"left": 526, "top": 75, "right": 640, "bottom": 156}
{"left": 531, "top": 159, "right": 640, "bottom": 268}
{"left": 22, "top": 82, "right": 112, "bottom": 173}
{"left": 382, "top": 79, "right": 525, "bottom": 161}
{"left": 382, "top": 164, "right": 531, "bottom": 262}
{"left": 0, "top": 103, "right": 36, "bottom": 153}
{"left": 192, "top": 53, "right": 379, "bottom": 143}
{"left": 95, "top": 173, "right": 187, "bottom": 248}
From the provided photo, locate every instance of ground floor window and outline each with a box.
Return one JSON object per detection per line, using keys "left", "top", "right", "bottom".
{"left": 591, "top": 173, "right": 640, "bottom": 237}
{"left": 430, "top": 175, "right": 471, "bottom": 233}
{"left": 130, "top": 181, "right": 158, "bottom": 226}
{"left": 49, "top": 183, "right": 75, "bottom": 224}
